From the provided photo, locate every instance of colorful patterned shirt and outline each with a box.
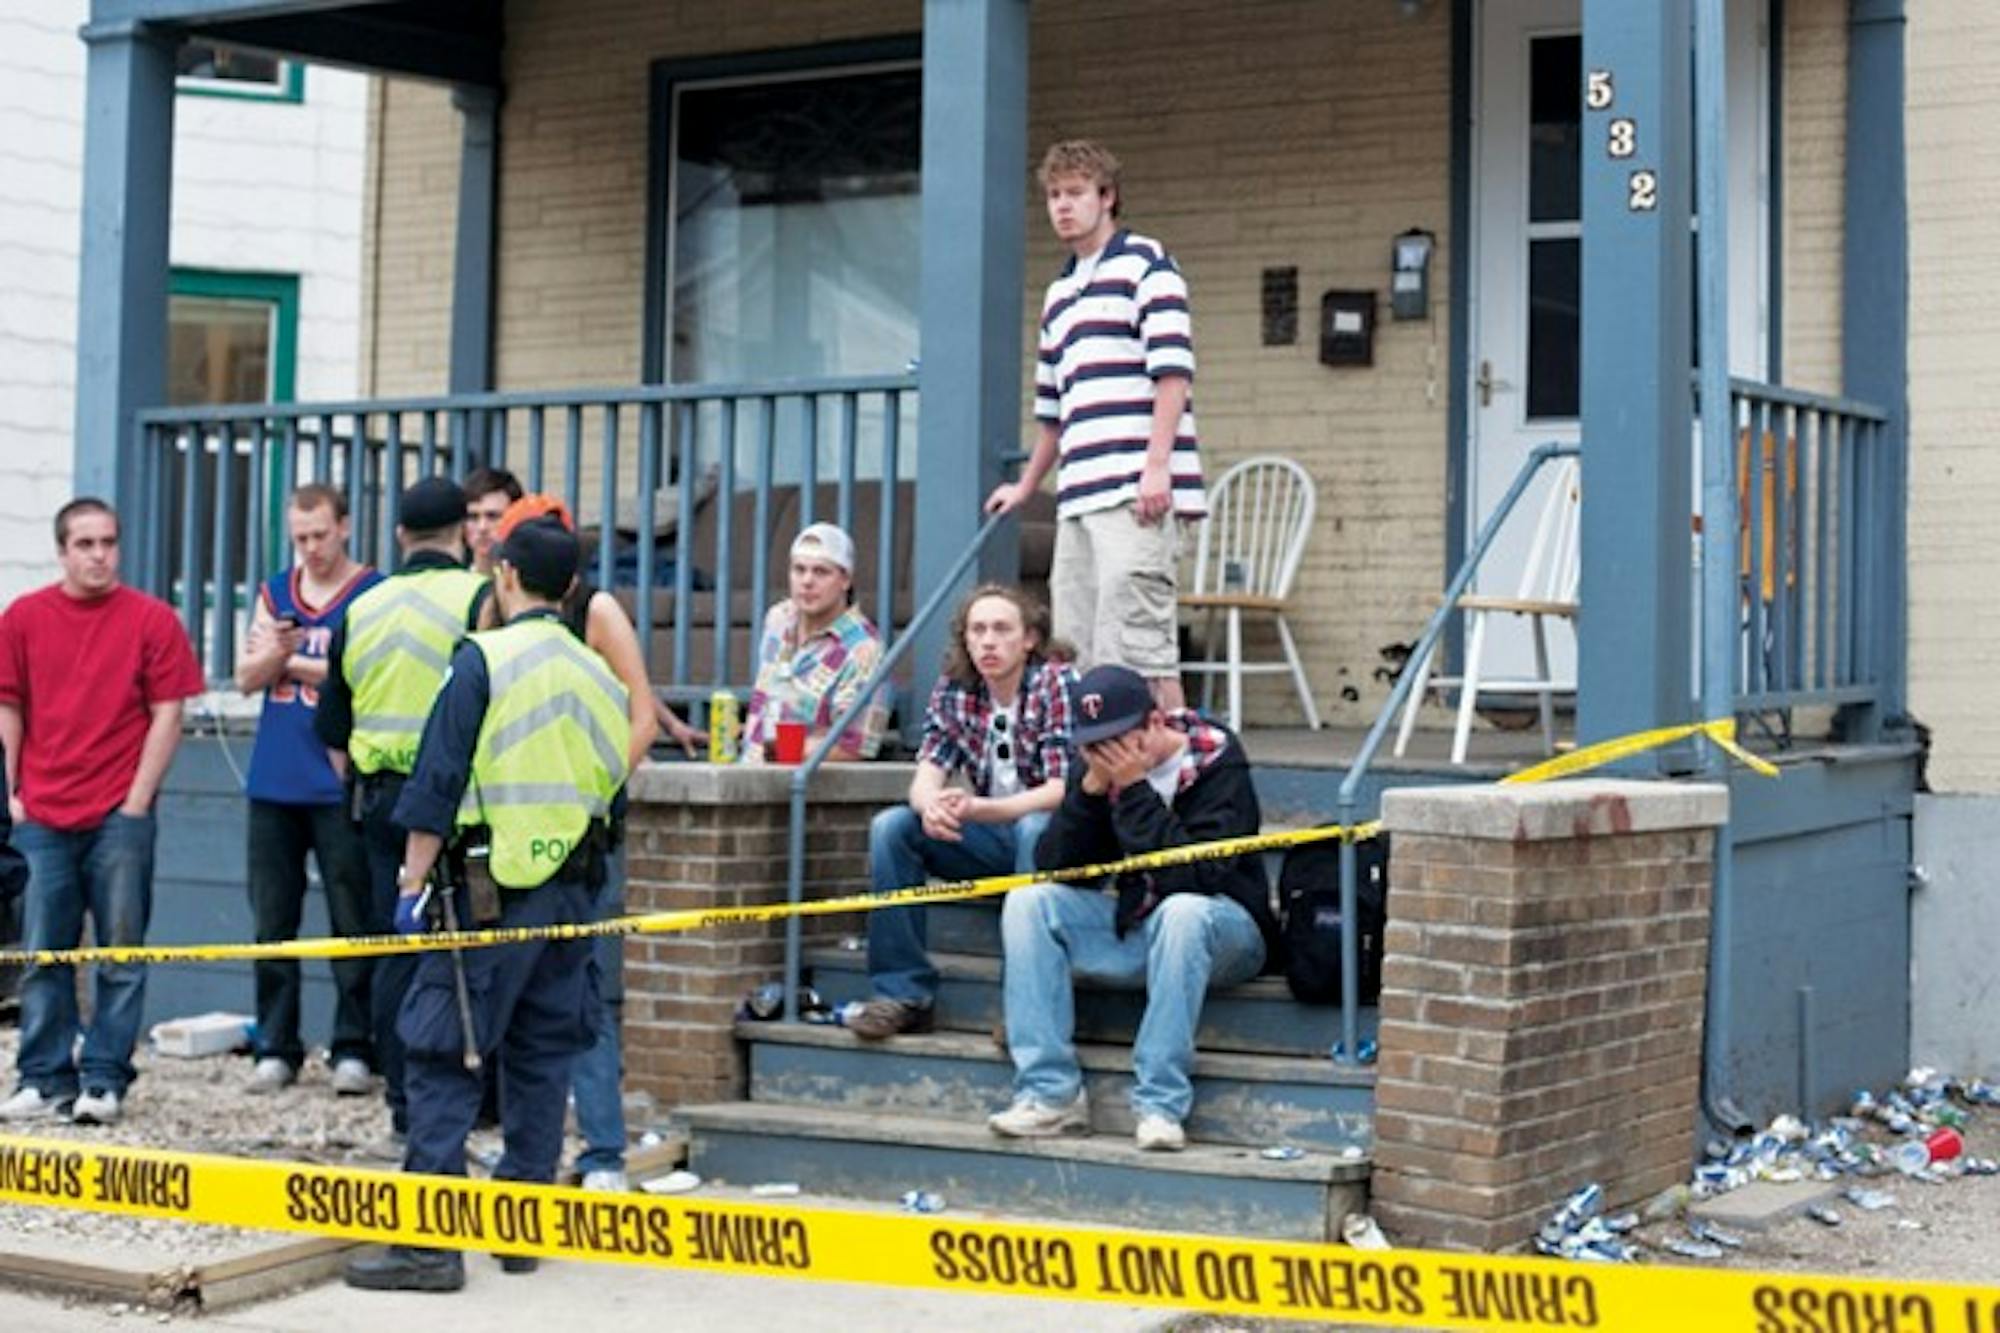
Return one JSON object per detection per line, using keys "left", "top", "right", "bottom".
{"left": 742, "top": 599, "right": 887, "bottom": 761}
{"left": 913, "top": 657, "right": 1078, "bottom": 796}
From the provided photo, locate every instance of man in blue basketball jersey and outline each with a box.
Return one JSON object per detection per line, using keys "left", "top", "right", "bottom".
{"left": 234, "top": 483, "right": 384, "bottom": 1097}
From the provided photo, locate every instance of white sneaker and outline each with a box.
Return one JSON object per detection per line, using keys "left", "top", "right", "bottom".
{"left": 247, "top": 1057, "right": 295, "bottom": 1095}
{"left": 1134, "top": 1114, "right": 1186, "bottom": 1153}
{"left": 71, "top": 1088, "right": 122, "bottom": 1126}
{"left": 330, "top": 1058, "right": 376, "bottom": 1097}
{"left": 581, "top": 1169, "right": 629, "bottom": 1192}
{"left": 0, "top": 1087, "right": 74, "bottom": 1122}
{"left": 987, "top": 1091, "right": 1090, "bottom": 1139}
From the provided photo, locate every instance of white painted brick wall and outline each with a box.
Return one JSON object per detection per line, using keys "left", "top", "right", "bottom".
{"left": 0, "top": 3, "right": 366, "bottom": 602}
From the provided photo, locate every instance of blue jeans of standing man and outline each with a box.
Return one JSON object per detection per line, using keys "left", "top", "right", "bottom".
{"left": 866, "top": 806, "right": 1050, "bottom": 1006}
{"left": 571, "top": 845, "right": 626, "bottom": 1176}
{"left": 13, "top": 812, "right": 157, "bottom": 1099}
{"left": 999, "top": 884, "right": 1264, "bottom": 1124}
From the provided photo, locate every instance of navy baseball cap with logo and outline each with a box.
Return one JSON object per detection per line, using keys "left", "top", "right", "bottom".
{"left": 1069, "top": 664, "right": 1156, "bottom": 746}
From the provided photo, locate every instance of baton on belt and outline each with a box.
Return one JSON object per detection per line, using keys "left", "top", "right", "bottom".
{"left": 426, "top": 863, "right": 482, "bottom": 1074}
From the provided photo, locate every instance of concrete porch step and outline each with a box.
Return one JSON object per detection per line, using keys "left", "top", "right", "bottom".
{"left": 740, "top": 1021, "right": 1374, "bottom": 1152}
{"left": 806, "top": 948, "right": 1378, "bottom": 1059}
{"left": 681, "top": 1101, "right": 1370, "bottom": 1243}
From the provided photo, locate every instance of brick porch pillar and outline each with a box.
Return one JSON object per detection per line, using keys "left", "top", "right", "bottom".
{"left": 1369, "top": 778, "right": 1727, "bottom": 1252}
{"left": 619, "top": 763, "right": 913, "bottom": 1108}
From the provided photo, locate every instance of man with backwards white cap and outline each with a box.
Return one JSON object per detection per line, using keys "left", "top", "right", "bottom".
{"left": 740, "top": 522, "right": 887, "bottom": 763}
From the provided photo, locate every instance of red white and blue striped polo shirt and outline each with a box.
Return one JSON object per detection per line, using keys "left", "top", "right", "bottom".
{"left": 1035, "top": 228, "right": 1208, "bottom": 522}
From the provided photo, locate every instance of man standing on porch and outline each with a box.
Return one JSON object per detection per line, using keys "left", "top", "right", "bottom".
{"left": 987, "top": 139, "right": 1206, "bottom": 710}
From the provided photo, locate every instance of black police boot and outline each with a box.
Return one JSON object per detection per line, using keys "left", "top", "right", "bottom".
{"left": 343, "top": 1244, "right": 466, "bottom": 1292}
{"left": 496, "top": 1253, "right": 539, "bottom": 1274}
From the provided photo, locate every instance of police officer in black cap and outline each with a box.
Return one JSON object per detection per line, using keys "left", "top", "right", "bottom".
{"left": 343, "top": 515, "right": 625, "bottom": 1293}
{"left": 316, "top": 477, "right": 491, "bottom": 1153}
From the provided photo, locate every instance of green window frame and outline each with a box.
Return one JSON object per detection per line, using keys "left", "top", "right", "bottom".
{"left": 168, "top": 268, "right": 299, "bottom": 403}
{"left": 176, "top": 44, "right": 306, "bottom": 104}
{"left": 168, "top": 269, "right": 300, "bottom": 571}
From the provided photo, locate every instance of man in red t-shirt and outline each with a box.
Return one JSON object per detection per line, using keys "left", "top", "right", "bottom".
{"left": 0, "top": 498, "right": 204, "bottom": 1126}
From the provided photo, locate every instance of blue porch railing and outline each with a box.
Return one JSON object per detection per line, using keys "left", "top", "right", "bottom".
{"left": 133, "top": 374, "right": 919, "bottom": 694}
{"left": 1720, "top": 378, "right": 1892, "bottom": 718}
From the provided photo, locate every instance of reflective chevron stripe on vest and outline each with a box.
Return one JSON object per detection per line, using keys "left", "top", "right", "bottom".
{"left": 343, "top": 566, "right": 488, "bottom": 776}
{"left": 457, "top": 616, "right": 630, "bottom": 889}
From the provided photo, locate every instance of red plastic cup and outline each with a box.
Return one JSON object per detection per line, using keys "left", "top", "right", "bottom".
{"left": 774, "top": 721, "right": 808, "bottom": 764}
{"left": 1926, "top": 1126, "right": 1965, "bottom": 1165}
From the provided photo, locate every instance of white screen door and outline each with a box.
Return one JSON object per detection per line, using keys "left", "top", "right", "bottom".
{"left": 1468, "top": 0, "right": 1767, "bottom": 685}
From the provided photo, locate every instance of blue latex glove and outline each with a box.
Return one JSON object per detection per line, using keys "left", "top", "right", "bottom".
{"left": 393, "top": 884, "right": 432, "bottom": 935}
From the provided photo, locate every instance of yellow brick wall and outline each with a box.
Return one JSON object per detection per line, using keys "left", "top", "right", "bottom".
{"left": 1907, "top": 0, "right": 2000, "bottom": 794}
{"left": 1780, "top": 0, "right": 1846, "bottom": 393}
{"left": 359, "top": 77, "right": 460, "bottom": 397}
{"left": 1028, "top": 1, "right": 1453, "bottom": 725}
{"left": 364, "top": 0, "right": 1453, "bottom": 725}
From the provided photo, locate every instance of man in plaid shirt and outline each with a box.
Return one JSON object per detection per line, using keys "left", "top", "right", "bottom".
{"left": 847, "top": 585, "right": 1077, "bottom": 1040}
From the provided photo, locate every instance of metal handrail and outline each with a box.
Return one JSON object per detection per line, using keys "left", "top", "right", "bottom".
{"left": 1330, "top": 441, "right": 1582, "bottom": 1065}
{"left": 780, "top": 513, "right": 1009, "bottom": 1019}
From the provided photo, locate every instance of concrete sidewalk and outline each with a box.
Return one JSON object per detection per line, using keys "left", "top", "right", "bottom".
{"left": 0, "top": 1259, "right": 1171, "bottom": 1332}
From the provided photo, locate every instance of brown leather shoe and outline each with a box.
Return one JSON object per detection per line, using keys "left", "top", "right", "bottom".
{"left": 845, "top": 998, "right": 934, "bottom": 1041}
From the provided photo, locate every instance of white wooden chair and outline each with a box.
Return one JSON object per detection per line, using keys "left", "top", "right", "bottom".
{"left": 1180, "top": 456, "right": 1322, "bottom": 731}
{"left": 1394, "top": 457, "right": 1580, "bottom": 764}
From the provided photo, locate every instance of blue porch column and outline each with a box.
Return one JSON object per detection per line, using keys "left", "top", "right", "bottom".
{"left": 1576, "top": 0, "right": 1696, "bottom": 756}
{"left": 74, "top": 20, "right": 179, "bottom": 514}
{"left": 1842, "top": 0, "right": 1909, "bottom": 738}
{"left": 449, "top": 85, "right": 499, "bottom": 395}
{"left": 914, "top": 0, "right": 1029, "bottom": 680}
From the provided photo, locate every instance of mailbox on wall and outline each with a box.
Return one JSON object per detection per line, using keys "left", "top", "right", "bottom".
{"left": 1319, "top": 290, "right": 1376, "bottom": 367}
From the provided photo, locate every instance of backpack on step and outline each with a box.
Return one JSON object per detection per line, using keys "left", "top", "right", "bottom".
{"left": 1277, "top": 835, "right": 1389, "bottom": 1005}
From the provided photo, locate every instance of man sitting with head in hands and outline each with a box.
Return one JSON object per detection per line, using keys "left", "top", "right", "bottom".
{"left": 989, "top": 664, "right": 1275, "bottom": 1153}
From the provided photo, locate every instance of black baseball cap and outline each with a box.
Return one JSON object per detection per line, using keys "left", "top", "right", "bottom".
{"left": 397, "top": 476, "right": 466, "bottom": 532}
{"left": 1069, "top": 664, "right": 1156, "bottom": 745}
{"left": 494, "top": 516, "right": 580, "bottom": 598}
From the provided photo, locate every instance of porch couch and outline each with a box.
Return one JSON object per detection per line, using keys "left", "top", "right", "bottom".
{"left": 609, "top": 480, "right": 1055, "bottom": 688}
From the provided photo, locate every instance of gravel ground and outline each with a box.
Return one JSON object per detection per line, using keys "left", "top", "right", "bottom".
{"left": 0, "top": 1026, "right": 639, "bottom": 1269}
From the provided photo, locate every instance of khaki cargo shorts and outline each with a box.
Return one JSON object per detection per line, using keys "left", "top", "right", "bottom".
{"left": 1050, "top": 503, "right": 1183, "bottom": 677}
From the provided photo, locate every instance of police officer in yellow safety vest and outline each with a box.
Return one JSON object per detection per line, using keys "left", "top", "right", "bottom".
{"left": 344, "top": 515, "right": 628, "bottom": 1294}
{"left": 316, "top": 476, "right": 490, "bottom": 1150}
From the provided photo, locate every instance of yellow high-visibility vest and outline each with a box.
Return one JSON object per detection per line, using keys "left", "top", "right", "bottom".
{"left": 343, "top": 566, "right": 487, "bottom": 776}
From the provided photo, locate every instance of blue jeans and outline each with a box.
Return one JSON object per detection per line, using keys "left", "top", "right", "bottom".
{"left": 866, "top": 806, "right": 1050, "bottom": 1006}
{"left": 571, "top": 845, "right": 626, "bottom": 1174}
{"left": 14, "top": 812, "right": 158, "bottom": 1099}
{"left": 1000, "top": 884, "right": 1264, "bottom": 1123}
{"left": 401, "top": 875, "right": 597, "bottom": 1184}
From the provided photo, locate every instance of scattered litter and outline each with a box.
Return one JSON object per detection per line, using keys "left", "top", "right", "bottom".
{"left": 1338, "top": 1145, "right": 1366, "bottom": 1161}
{"left": 1341, "top": 1214, "right": 1391, "bottom": 1250}
{"left": 1533, "top": 1183, "right": 1638, "bottom": 1263}
{"left": 1260, "top": 1146, "right": 1306, "bottom": 1161}
{"left": 641, "top": 1170, "right": 703, "bottom": 1195}
{"left": 899, "top": 1190, "right": 946, "bottom": 1214}
{"left": 751, "top": 1182, "right": 802, "bottom": 1197}
{"left": 1686, "top": 1219, "right": 1744, "bottom": 1249}
{"left": 1660, "top": 1237, "right": 1726, "bottom": 1261}
{"left": 1330, "top": 1038, "right": 1379, "bottom": 1064}
{"left": 149, "top": 1012, "right": 253, "bottom": 1059}
{"left": 1601, "top": 1212, "right": 1639, "bottom": 1234}
{"left": 638, "top": 1130, "right": 664, "bottom": 1148}
{"left": 1892, "top": 1218, "right": 1925, "bottom": 1232}
{"left": 1641, "top": 1183, "right": 1691, "bottom": 1221}
{"left": 1805, "top": 1205, "right": 1843, "bottom": 1227}
{"left": 740, "top": 982, "right": 828, "bottom": 1022}
{"left": 1843, "top": 1187, "right": 1896, "bottom": 1211}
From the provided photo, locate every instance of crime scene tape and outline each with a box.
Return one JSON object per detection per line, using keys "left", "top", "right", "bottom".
{"left": 0, "top": 716, "right": 1772, "bottom": 970}
{"left": 0, "top": 822, "right": 1374, "bottom": 969}
{"left": 1503, "top": 717, "right": 1778, "bottom": 786}
{"left": 1, "top": 1134, "right": 1993, "bottom": 1331}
